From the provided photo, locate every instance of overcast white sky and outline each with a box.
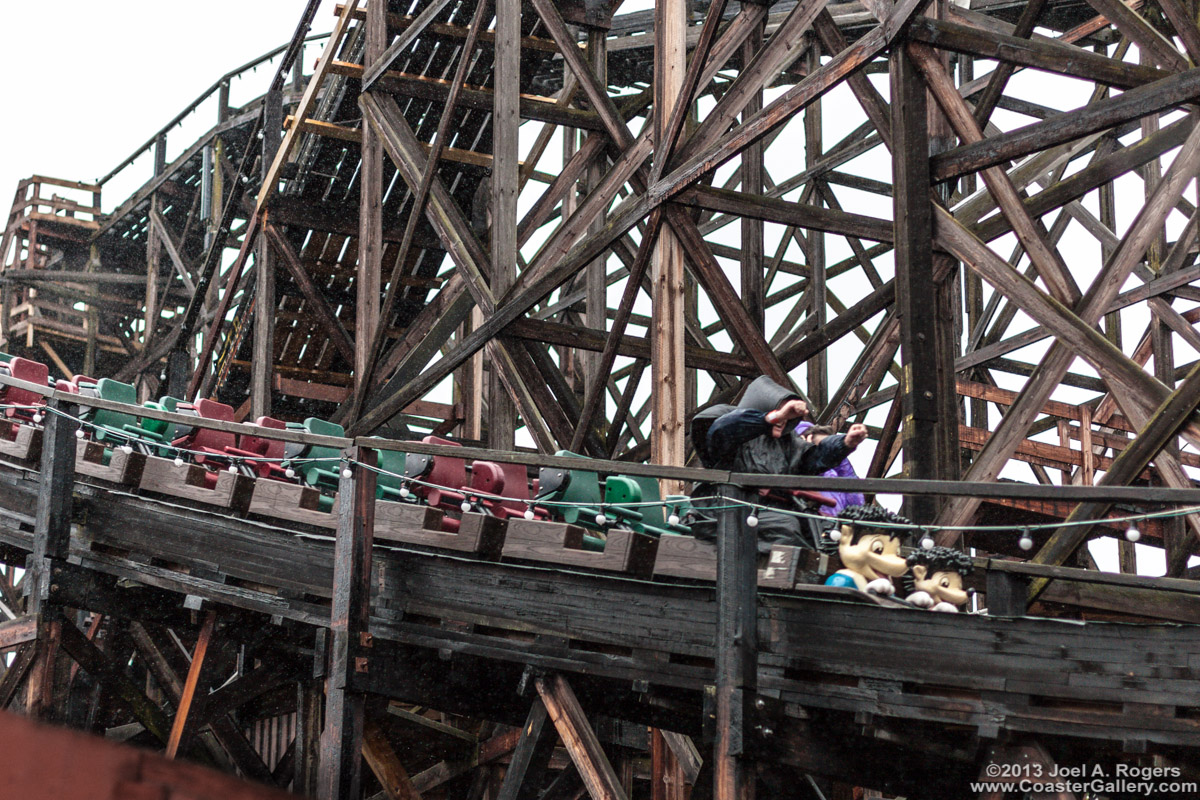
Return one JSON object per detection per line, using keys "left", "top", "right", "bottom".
{"left": 0, "top": 2, "right": 342, "bottom": 210}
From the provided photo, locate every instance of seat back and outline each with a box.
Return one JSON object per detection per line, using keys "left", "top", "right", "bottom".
{"left": 539, "top": 451, "right": 602, "bottom": 526}
{"left": 90, "top": 378, "right": 139, "bottom": 442}
{"left": 469, "top": 460, "right": 506, "bottom": 498}
{"left": 189, "top": 398, "right": 238, "bottom": 453}
{"left": 140, "top": 396, "right": 180, "bottom": 442}
{"left": 375, "top": 448, "right": 407, "bottom": 497}
{"left": 299, "top": 418, "right": 346, "bottom": 489}
{"left": 421, "top": 435, "right": 466, "bottom": 496}
{"left": 494, "top": 462, "right": 534, "bottom": 518}
{"left": 240, "top": 416, "right": 287, "bottom": 459}
{"left": 5, "top": 358, "right": 49, "bottom": 414}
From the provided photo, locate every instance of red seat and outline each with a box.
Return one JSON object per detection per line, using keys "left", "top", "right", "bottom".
{"left": 486, "top": 461, "right": 546, "bottom": 521}
{"left": 409, "top": 436, "right": 468, "bottom": 532}
{"left": 229, "top": 416, "right": 290, "bottom": 479}
{"left": 5, "top": 358, "right": 50, "bottom": 420}
{"left": 172, "top": 399, "right": 239, "bottom": 485}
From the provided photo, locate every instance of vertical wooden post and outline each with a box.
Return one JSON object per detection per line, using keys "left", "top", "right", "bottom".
{"left": 584, "top": 28, "right": 609, "bottom": 401}
{"left": 740, "top": 18, "right": 765, "bottom": 333}
{"left": 653, "top": 0, "right": 688, "bottom": 490}
{"left": 890, "top": 47, "right": 938, "bottom": 524}
{"left": 27, "top": 400, "right": 76, "bottom": 616}
{"left": 319, "top": 447, "right": 377, "bottom": 800}
{"left": 24, "top": 400, "right": 77, "bottom": 719}
{"left": 714, "top": 485, "right": 755, "bottom": 800}
{"left": 458, "top": 307, "right": 485, "bottom": 441}
{"left": 252, "top": 85, "right": 283, "bottom": 420}
{"left": 490, "top": 0, "right": 521, "bottom": 450}
{"left": 85, "top": 244, "right": 99, "bottom": 378}
{"left": 356, "top": 4, "right": 386, "bottom": 396}
{"left": 804, "top": 39, "right": 827, "bottom": 413}
{"left": 651, "top": 729, "right": 689, "bottom": 800}
{"left": 296, "top": 632, "right": 326, "bottom": 798}
{"left": 143, "top": 135, "right": 168, "bottom": 384}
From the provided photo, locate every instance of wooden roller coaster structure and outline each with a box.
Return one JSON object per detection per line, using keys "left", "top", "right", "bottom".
{"left": 5, "top": 0, "right": 1200, "bottom": 797}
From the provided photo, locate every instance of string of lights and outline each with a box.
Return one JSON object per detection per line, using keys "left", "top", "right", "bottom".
{"left": 4, "top": 401, "right": 1193, "bottom": 543}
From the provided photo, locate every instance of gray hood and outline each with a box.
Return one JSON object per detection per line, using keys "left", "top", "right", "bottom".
{"left": 690, "top": 403, "right": 737, "bottom": 468}
{"left": 739, "top": 376, "right": 799, "bottom": 414}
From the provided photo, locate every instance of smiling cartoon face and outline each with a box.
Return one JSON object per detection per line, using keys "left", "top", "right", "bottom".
{"left": 838, "top": 529, "right": 907, "bottom": 581}
{"left": 912, "top": 566, "right": 969, "bottom": 607}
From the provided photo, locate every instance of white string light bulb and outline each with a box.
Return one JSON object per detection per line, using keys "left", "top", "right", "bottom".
{"left": 175, "top": 456, "right": 185, "bottom": 467}
{"left": 920, "top": 534, "right": 935, "bottom": 550}
{"left": 285, "top": 467, "right": 296, "bottom": 479}
{"left": 668, "top": 513, "right": 680, "bottom": 527}
{"left": 228, "top": 463, "right": 239, "bottom": 473}
{"left": 1018, "top": 530, "right": 1034, "bottom": 551}
{"left": 32, "top": 413, "right": 42, "bottom": 424}
{"left": 120, "top": 444, "right": 134, "bottom": 455}
{"left": 524, "top": 506, "right": 535, "bottom": 520}
{"left": 399, "top": 484, "right": 410, "bottom": 498}
{"left": 746, "top": 512, "right": 759, "bottom": 528}
{"left": 461, "top": 500, "right": 473, "bottom": 513}
{"left": 75, "top": 428, "right": 86, "bottom": 439}
{"left": 595, "top": 512, "right": 607, "bottom": 526}
{"left": 1125, "top": 524, "right": 1141, "bottom": 543}
{"left": 342, "top": 465, "right": 353, "bottom": 479}
{"left": 829, "top": 528, "right": 842, "bottom": 542}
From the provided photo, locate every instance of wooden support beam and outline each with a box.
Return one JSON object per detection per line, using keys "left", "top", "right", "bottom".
{"left": 363, "top": 718, "right": 423, "bottom": 800}
{"left": 0, "top": 643, "right": 37, "bottom": 709}
{"left": 932, "top": 67, "right": 1200, "bottom": 182}
{"left": 714, "top": 485, "right": 755, "bottom": 800}
{"left": 356, "top": 0, "right": 386, "bottom": 398}
{"left": 319, "top": 447, "right": 378, "bottom": 800}
{"left": 491, "top": 0, "right": 520, "bottom": 451}
{"left": 891, "top": 45, "right": 939, "bottom": 524}
{"left": 496, "top": 697, "right": 558, "bottom": 800}
{"left": 58, "top": 615, "right": 173, "bottom": 744}
{"left": 935, "top": 116, "right": 1200, "bottom": 536}
{"left": 349, "top": 0, "right": 492, "bottom": 425}
{"left": 907, "top": 15, "right": 1167, "bottom": 91}
{"left": 1028, "top": 358, "right": 1200, "bottom": 599}
{"left": 535, "top": 674, "right": 630, "bottom": 800}
{"left": 252, "top": 85, "right": 283, "bottom": 420}
{"left": 128, "top": 622, "right": 273, "bottom": 782}
{"left": 264, "top": 223, "right": 356, "bottom": 368}
{"left": 256, "top": 0, "right": 360, "bottom": 217}
{"left": 166, "top": 609, "right": 218, "bottom": 759}
{"left": 650, "top": 0, "right": 927, "bottom": 208}
{"left": 361, "top": 0, "right": 456, "bottom": 91}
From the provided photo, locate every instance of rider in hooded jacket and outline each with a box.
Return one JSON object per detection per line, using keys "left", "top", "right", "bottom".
{"left": 689, "top": 376, "right": 868, "bottom": 551}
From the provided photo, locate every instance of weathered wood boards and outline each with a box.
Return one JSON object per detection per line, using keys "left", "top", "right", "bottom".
{"left": 0, "top": 423, "right": 41, "bottom": 463}
{"left": 502, "top": 519, "right": 658, "bottom": 576}
{"left": 74, "top": 441, "right": 145, "bottom": 486}
{"left": 138, "top": 456, "right": 255, "bottom": 513}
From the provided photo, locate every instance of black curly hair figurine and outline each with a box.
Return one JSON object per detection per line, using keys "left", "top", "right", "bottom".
{"left": 899, "top": 546, "right": 974, "bottom": 612}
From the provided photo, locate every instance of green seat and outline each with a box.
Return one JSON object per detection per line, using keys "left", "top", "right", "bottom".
{"left": 375, "top": 449, "right": 407, "bottom": 501}
{"left": 88, "top": 379, "right": 170, "bottom": 452}
{"left": 297, "top": 418, "right": 346, "bottom": 512}
{"left": 0, "top": 352, "right": 13, "bottom": 364}
{"left": 600, "top": 474, "right": 692, "bottom": 537}
{"left": 536, "top": 450, "right": 605, "bottom": 530}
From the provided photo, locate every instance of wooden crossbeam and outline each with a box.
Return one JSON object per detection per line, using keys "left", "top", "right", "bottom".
{"left": 535, "top": 674, "right": 630, "bottom": 800}
{"left": 166, "top": 609, "right": 218, "bottom": 758}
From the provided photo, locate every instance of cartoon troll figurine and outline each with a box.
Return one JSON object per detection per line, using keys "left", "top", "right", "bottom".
{"left": 902, "top": 546, "right": 974, "bottom": 612}
{"left": 823, "top": 505, "right": 911, "bottom": 595}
